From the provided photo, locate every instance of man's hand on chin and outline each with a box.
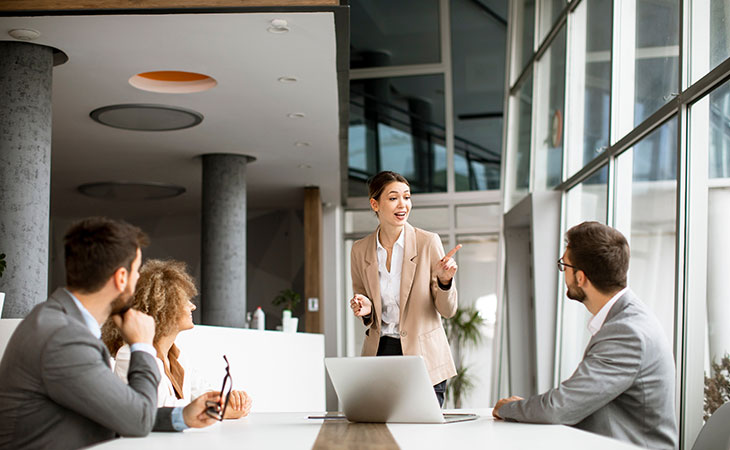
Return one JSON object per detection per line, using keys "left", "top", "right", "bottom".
{"left": 492, "top": 395, "right": 524, "bottom": 420}
{"left": 183, "top": 391, "right": 221, "bottom": 428}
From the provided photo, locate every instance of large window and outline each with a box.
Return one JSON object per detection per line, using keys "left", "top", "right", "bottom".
{"left": 558, "top": 165, "right": 608, "bottom": 381}
{"left": 614, "top": 118, "right": 677, "bottom": 343}
{"left": 534, "top": 25, "right": 566, "bottom": 190}
{"left": 506, "top": 74, "right": 533, "bottom": 208}
{"left": 451, "top": 0, "right": 505, "bottom": 191}
{"left": 690, "top": 0, "right": 730, "bottom": 83}
{"left": 350, "top": 0, "right": 441, "bottom": 68}
{"left": 348, "top": 75, "right": 447, "bottom": 196}
{"left": 565, "top": 0, "right": 611, "bottom": 176}
{"left": 502, "top": 0, "right": 730, "bottom": 447}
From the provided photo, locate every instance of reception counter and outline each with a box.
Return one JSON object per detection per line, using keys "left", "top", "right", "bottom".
{"left": 0, "top": 319, "right": 325, "bottom": 412}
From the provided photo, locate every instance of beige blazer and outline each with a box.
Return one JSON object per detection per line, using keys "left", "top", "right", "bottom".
{"left": 350, "top": 222, "right": 458, "bottom": 385}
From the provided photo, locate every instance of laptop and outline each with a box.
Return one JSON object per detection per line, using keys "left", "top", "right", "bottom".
{"left": 322, "top": 356, "right": 478, "bottom": 424}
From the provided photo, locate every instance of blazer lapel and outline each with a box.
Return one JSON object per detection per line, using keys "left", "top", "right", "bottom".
{"left": 399, "top": 223, "right": 418, "bottom": 319}
{"left": 363, "top": 229, "right": 382, "bottom": 323}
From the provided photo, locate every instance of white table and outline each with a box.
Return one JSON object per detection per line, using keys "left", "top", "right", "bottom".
{"left": 94, "top": 409, "right": 643, "bottom": 449}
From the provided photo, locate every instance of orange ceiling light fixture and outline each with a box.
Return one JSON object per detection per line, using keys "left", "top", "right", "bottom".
{"left": 129, "top": 70, "right": 217, "bottom": 93}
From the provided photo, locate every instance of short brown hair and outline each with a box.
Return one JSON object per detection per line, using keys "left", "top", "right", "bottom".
{"left": 367, "top": 171, "right": 410, "bottom": 201}
{"left": 102, "top": 259, "right": 197, "bottom": 355}
{"left": 64, "top": 217, "right": 149, "bottom": 293}
{"left": 565, "top": 221, "right": 629, "bottom": 294}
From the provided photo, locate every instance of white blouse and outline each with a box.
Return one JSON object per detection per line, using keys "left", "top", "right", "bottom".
{"left": 113, "top": 344, "right": 211, "bottom": 407}
{"left": 376, "top": 230, "right": 405, "bottom": 338}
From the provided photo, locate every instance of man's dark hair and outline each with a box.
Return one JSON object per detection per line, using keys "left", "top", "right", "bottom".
{"left": 64, "top": 217, "right": 149, "bottom": 293}
{"left": 565, "top": 221, "right": 629, "bottom": 294}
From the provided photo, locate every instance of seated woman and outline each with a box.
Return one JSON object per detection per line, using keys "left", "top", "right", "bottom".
{"left": 102, "top": 259, "right": 251, "bottom": 418}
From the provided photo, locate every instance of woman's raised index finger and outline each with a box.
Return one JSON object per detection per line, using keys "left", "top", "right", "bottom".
{"left": 443, "top": 244, "right": 463, "bottom": 259}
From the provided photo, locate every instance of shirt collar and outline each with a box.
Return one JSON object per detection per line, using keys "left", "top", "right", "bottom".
{"left": 64, "top": 288, "right": 102, "bottom": 339}
{"left": 376, "top": 229, "right": 405, "bottom": 252}
{"left": 587, "top": 286, "right": 629, "bottom": 336}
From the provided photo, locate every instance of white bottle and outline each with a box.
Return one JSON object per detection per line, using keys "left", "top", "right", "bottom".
{"left": 254, "top": 306, "right": 265, "bottom": 331}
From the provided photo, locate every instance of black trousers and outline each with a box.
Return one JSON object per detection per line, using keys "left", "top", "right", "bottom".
{"left": 376, "top": 335, "right": 446, "bottom": 408}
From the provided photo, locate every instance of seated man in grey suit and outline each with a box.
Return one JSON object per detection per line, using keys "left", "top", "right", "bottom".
{"left": 0, "top": 217, "right": 220, "bottom": 449}
{"left": 492, "top": 221, "right": 677, "bottom": 450}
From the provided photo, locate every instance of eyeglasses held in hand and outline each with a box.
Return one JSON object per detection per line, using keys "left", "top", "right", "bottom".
{"left": 205, "top": 355, "right": 232, "bottom": 421}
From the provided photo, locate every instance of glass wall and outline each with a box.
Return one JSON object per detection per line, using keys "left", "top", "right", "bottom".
{"left": 559, "top": 165, "right": 607, "bottom": 381}
{"left": 502, "top": 1, "right": 730, "bottom": 447}
{"left": 350, "top": 0, "right": 441, "bottom": 68}
{"left": 565, "top": 0, "right": 611, "bottom": 176}
{"left": 690, "top": 0, "right": 730, "bottom": 83}
{"left": 451, "top": 0, "right": 506, "bottom": 191}
{"left": 348, "top": 75, "right": 447, "bottom": 196}
{"left": 506, "top": 75, "right": 533, "bottom": 208}
{"left": 349, "top": 0, "right": 508, "bottom": 194}
{"left": 534, "top": 25, "right": 567, "bottom": 190}
{"left": 614, "top": 118, "right": 678, "bottom": 343}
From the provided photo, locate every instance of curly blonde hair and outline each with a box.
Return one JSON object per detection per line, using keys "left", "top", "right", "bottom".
{"left": 102, "top": 259, "right": 198, "bottom": 356}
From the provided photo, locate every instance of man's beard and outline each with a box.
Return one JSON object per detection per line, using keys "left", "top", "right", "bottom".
{"left": 566, "top": 279, "right": 586, "bottom": 302}
{"left": 110, "top": 290, "right": 135, "bottom": 316}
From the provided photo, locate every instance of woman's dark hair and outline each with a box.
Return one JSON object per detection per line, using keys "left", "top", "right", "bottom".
{"left": 565, "top": 221, "right": 629, "bottom": 294}
{"left": 64, "top": 217, "right": 149, "bottom": 293}
{"left": 367, "top": 171, "right": 410, "bottom": 201}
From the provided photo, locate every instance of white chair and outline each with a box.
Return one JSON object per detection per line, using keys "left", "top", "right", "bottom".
{"left": 692, "top": 401, "right": 730, "bottom": 450}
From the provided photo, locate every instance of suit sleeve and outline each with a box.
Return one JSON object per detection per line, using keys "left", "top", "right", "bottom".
{"left": 498, "top": 322, "right": 642, "bottom": 425}
{"left": 41, "top": 326, "right": 168, "bottom": 437}
{"left": 428, "top": 233, "right": 458, "bottom": 319}
{"left": 351, "top": 242, "right": 374, "bottom": 327}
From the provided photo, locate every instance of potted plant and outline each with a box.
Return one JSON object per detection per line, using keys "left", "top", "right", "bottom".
{"left": 273, "top": 288, "right": 301, "bottom": 333}
{"left": 704, "top": 354, "right": 730, "bottom": 421}
{"left": 443, "top": 305, "right": 486, "bottom": 408}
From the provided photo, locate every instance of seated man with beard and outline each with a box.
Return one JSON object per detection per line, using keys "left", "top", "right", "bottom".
{"left": 0, "top": 217, "right": 219, "bottom": 450}
{"left": 492, "top": 221, "right": 677, "bottom": 450}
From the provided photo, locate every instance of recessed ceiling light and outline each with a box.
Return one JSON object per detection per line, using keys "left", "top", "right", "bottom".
{"left": 294, "top": 141, "right": 310, "bottom": 147}
{"left": 268, "top": 18, "right": 290, "bottom": 33}
{"left": 129, "top": 71, "right": 217, "bottom": 94}
{"left": 8, "top": 28, "right": 40, "bottom": 41}
{"left": 90, "top": 104, "right": 203, "bottom": 131}
{"left": 278, "top": 76, "right": 298, "bottom": 83}
{"left": 287, "top": 113, "right": 305, "bottom": 119}
{"left": 298, "top": 164, "right": 312, "bottom": 169}
{"left": 78, "top": 181, "right": 186, "bottom": 200}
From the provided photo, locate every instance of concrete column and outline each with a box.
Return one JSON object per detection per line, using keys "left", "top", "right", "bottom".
{"left": 201, "top": 154, "right": 254, "bottom": 327}
{"left": 0, "top": 42, "right": 54, "bottom": 318}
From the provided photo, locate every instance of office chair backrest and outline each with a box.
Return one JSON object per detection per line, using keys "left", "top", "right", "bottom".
{"left": 692, "top": 401, "right": 730, "bottom": 450}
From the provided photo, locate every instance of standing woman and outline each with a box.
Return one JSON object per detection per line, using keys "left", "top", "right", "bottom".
{"left": 349, "top": 171, "right": 461, "bottom": 407}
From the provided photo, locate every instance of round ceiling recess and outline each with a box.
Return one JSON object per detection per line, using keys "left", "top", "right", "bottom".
{"left": 90, "top": 104, "right": 203, "bottom": 131}
{"left": 129, "top": 71, "right": 217, "bottom": 93}
{"left": 78, "top": 181, "right": 186, "bottom": 200}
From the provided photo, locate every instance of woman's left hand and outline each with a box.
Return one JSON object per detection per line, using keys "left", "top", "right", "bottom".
{"left": 224, "top": 389, "right": 253, "bottom": 419}
{"left": 436, "top": 244, "right": 462, "bottom": 285}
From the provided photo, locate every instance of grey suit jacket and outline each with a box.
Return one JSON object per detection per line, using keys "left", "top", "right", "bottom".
{"left": 499, "top": 290, "right": 678, "bottom": 449}
{"left": 0, "top": 288, "right": 175, "bottom": 450}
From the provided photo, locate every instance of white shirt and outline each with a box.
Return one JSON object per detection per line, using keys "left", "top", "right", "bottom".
{"left": 65, "top": 288, "right": 156, "bottom": 357}
{"left": 376, "top": 230, "right": 405, "bottom": 338}
{"left": 587, "top": 287, "right": 629, "bottom": 336}
{"left": 114, "top": 344, "right": 212, "bottom": 407}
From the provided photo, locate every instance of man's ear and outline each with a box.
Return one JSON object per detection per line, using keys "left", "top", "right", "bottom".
{"left": 574, "top": 269, "right": 587, "bottom": 287}
{"left": 112, "top": 266, "right": 129, "bottom": 293}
